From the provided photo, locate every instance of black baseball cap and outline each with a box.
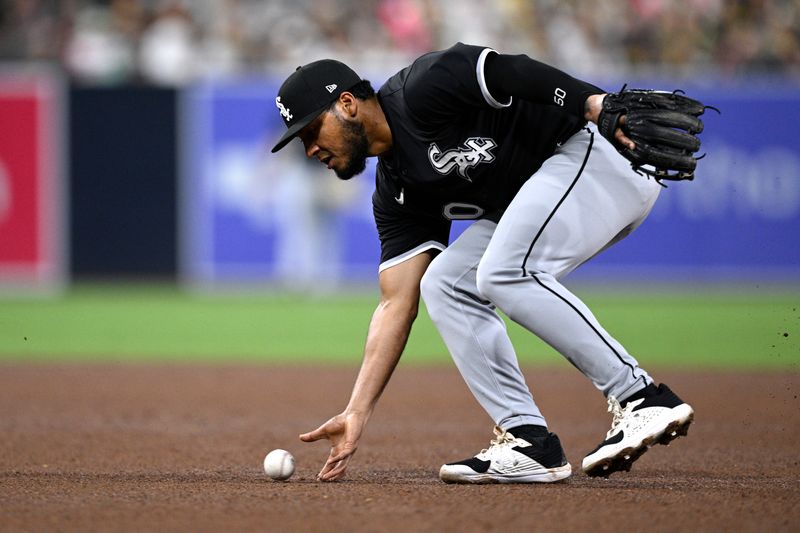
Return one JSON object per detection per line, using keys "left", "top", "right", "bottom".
{"left": 271, "top": 59, "right": 362, "bottom": 153}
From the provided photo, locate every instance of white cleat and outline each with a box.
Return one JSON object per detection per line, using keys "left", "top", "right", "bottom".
{"left": 440, "top": 426, "right": 572, "bottom": 484}
{"left": 582, "top": 383, "right": 693, "bottom": 477}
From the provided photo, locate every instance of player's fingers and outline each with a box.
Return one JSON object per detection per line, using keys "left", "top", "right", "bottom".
{"left": 327, "top": 447, "right": 355, "bottom": 465}
{"left": 616, "top": 116, "right": 635, "bottom": 150}
{"left": 320, "top": 456, "right": 351, "bottom": 482}
{"left": 323, "top": 466, "right": 347, "bottom": 481}
{"left": 316, "top": 463, "right": 333, "bottom": 481}
{"left": 317, "top": 458, "right": 339, "bottom": 481}
{"left": 615, "top": 127, "right": 635, "bottom": 150}
{"left": 316, "top": 446, "right": 354, "bottom": 481}
{"left": 299, "top": 426, "right": 328, "bottom": 442}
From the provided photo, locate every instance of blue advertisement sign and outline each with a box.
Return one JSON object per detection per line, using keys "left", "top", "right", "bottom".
{"left": 182, "top": 80, "right": 380, "bottom": 287}
{"left": 182, "top": 79, "right": 800, "bottom": 287}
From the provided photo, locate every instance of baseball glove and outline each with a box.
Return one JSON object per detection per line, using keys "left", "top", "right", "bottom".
{"left": 597, "top": 87, "right": 715, "bottom": 183}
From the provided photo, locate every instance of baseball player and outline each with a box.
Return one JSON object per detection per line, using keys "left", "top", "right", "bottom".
{"left": 271, "top": 43, "right": 701, "bottom": 483}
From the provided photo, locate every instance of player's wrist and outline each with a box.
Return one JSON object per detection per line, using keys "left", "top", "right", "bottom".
{"left": 343, "top": 405, "right": 373, "bottom": 420}
{"left": 584, "top": 94, "right": 606, "bottom": 123}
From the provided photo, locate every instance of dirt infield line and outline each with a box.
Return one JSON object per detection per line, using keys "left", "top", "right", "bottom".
{"left": 1, "top": 365, "right": 798, "bottom": 532}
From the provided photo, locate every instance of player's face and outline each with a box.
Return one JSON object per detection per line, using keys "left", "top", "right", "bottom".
{"left": 299, "top": 107, "right": 369, "bottom": 181}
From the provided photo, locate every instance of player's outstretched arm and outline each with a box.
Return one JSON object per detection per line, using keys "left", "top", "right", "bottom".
{"left": 299, "top": 252, "right": 434, "bottom": 481}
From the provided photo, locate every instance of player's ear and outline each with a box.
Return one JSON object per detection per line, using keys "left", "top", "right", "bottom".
{"left": 338, "top": 92, "right": 359, "bottom": 119}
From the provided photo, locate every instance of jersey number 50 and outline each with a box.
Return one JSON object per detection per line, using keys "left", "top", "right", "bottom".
{"left": 554, "top": 87, "right": 566, "bottom": 107}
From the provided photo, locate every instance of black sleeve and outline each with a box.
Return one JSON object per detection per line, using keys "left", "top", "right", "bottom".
{"left": 483, "top": 51, "right": 604, "bottom": 120}
{"left": 372, "top": 167, "right": 450, "bottom": 270}
{"left": 373, "top": 203, "right": 449, "bottom": 270}
{"left": 403, "top": 43, "right": 499, "bottom": 123}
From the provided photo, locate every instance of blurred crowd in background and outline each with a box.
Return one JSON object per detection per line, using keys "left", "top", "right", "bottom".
{"left": 0, "top": 0, "right": 798, "bottom": 85}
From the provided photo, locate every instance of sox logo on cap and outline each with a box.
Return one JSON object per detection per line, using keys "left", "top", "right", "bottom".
{"left": 275, "top": 97, "right": 293, "bottom": 122}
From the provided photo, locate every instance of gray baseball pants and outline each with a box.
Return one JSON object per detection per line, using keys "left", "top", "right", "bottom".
{"left": 419, "top": 125, "right": 662, "bottom": 430}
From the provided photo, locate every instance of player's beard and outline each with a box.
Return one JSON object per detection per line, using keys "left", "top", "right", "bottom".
{"left": 333, "top": 113, "right": 369, "bottom": 181}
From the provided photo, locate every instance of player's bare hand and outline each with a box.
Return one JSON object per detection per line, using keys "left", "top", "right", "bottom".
{"left": 300, "top": 411, "right": 366, "bottom": 482}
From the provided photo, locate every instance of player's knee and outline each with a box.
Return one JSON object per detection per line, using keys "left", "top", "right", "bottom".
{"left": 475, "top": 260, "right": 514, "bottom": 308}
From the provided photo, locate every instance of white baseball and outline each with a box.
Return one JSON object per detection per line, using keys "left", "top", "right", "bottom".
{"left": 263, "top": 449, "right": 295, "bottom": 480}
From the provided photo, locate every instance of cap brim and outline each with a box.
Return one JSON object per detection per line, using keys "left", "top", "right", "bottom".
{"left": 270, "top": 105, "right": 328, "bottom": 153}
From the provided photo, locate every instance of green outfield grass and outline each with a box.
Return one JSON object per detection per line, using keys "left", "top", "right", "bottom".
{"left": 0, "top": 284, "right": 797, "bottom": 369}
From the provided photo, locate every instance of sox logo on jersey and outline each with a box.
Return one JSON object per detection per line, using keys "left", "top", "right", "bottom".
{"left": 428, "top": 137, "right": 497, "bottom": 181}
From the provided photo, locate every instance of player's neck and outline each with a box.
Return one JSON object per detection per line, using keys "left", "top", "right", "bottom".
{"left": 362, "top": 97, "right": 393, "bottom": 157}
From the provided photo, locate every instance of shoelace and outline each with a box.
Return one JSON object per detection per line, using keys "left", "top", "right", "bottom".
{"left": 479, "top": 426, "right": 518, "bottom": 455}
{"left": 605, "top": 396, "right": 635, "bottom": 438}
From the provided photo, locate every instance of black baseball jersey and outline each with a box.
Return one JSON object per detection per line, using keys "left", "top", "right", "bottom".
{"left": 373, "top": 42, "right": 596, "bottom": 271}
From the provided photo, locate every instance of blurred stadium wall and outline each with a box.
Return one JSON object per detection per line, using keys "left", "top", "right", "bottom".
{"left": 0, "top": 0, "right": 799, "bottom": 293}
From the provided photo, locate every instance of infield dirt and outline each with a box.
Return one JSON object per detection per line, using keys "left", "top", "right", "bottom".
{"left": 1, "top": 364, "right": 798, "bottom": 532}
